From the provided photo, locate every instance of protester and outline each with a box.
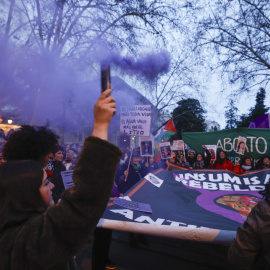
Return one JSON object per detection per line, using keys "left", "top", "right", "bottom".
{"left": 211, "top": 150, "right": 234, "bottom": 171}
{"left": 63, "top": 148, "right": 77, "bottom": 170}
{"left": 77, "top": 144, "right": 82, "bottom": 156}
{"left": 192, "top": 146, "right": 211, "bottom": 169}
{"left": 186, "top": 149, "right": 196, "bottom": 168}
{"left": 228, "top": 180, "right": 270, "bottom": 269}
{"left": 255, "top": 155, "right": 270, "bottom": 169}
{"left": 117, "top": 152, "right": 148, "bottom": 193}
{"left": 0, "top": 88, "right": 121, "bottom": 270}
{"left": 166, "top": 155, "right": 177, "bottom": 166}
{"left": 234, "top": 156, "right": 254, "bottom": 174}
{"left": 145, "top": 155, "right": 160, "bottom": 172}
{"left": 49, "top": 145, "right": 67, "bottom": 204}
{"left": 3, "top": 125, "right": 59, "bottom": 165}
{"left": 177, "top": 153, "right": 191, "bottom": 169}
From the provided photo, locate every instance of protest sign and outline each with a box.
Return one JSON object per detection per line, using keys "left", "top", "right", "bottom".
{"left": 61, "top": 170, "right": 74, "bottom": 189}
{"left": 236, "top": 136, "right": 246, "bottom": 155}
{"left": 159, "top": 142, "right": 172, "bottom": 159}
{"left": 120, "top": 105, "right": 151, "bottom": 136}
{"left": 205, "top": 145, "right": 217, "bottom": 160}
{"left": 140, "top": 136, "right": 153, "bottom": 156}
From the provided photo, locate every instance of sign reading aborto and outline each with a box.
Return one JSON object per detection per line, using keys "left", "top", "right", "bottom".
{"left": 120, "top": 105, "right": 151, "bottom": 137}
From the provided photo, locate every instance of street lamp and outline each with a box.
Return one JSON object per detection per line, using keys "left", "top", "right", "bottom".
{"left": 7, "top": 119, "right": 12, "bottom": 124}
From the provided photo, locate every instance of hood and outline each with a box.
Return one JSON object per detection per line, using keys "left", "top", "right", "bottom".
{"left": 0, "top": 160, "right": 48, "bottom": 232}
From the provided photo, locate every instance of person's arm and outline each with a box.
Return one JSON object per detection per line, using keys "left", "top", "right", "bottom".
{"left": 92, "top": 89, "right": 116, "bottom": 140}
{"left": 204, "top": 148, "right": 211, "bottom": 163}
{"left": 16, "top": 89, "right": 122, "bottom": 268}
{"left": 233, "top": 164, "right": 242, "bottom": 174}
{"left": 228, "top": 203, "right": 262, "bottom": 270}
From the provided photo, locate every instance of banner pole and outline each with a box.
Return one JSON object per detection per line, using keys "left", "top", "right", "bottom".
{"left": 125, "top": 148, "right": 133, "bottom": 182}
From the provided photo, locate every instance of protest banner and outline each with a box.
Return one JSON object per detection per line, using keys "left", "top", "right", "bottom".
{"left": 120, "top": 105, "right": 151, "bottom": 136}
{"left": 182, "top": 127, "right": 270, "bottom": 165}
{"left": 100, "top": 167, "right": 270, "bottom": 243}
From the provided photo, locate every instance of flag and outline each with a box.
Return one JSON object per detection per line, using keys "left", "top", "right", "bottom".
{"left": 249, "top": 114, "right": 270, "bottom": 128}
{"left": 153, "top": 119, "right": 177, "bottom": 163}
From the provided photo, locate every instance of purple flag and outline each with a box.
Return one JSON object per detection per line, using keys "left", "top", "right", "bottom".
{"left": 249, "top": 114, "right": 270, "bottom": 128}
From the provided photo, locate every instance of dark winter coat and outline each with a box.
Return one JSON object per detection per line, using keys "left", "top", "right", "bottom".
{"left": 51, "top": 160, "right": 66, "bottom": 203}
{"left": 117, "top": 162, "right": 149, "bottom": 194}
{"left": 228, "top": 200, "right": 270, "bottom": 269}
{"left": 0, "top": 136, "right": 122, "bottom": 270}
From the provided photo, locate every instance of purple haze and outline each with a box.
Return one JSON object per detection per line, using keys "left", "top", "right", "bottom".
{"left": 110, "top": 51, "right": 171, "bottom": 80}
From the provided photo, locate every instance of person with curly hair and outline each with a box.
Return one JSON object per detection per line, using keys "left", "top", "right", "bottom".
{"left": 0, "top": 88, "right": 121, "bottom": 270}
{"left": 3, "top": 125, "right": 59, "bottom": 166}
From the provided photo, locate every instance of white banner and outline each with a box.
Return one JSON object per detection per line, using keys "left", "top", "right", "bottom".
{"left": 120, "top": 105, "right": 151, "bottom": 136}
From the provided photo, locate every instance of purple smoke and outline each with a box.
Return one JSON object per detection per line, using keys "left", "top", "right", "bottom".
{"left": 111, "top": 51, "right": 171, "bottom": 80}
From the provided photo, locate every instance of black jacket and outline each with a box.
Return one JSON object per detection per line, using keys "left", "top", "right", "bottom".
{"left": 0, "top": 136, "right": 122, "bottom": 270}
{"left": 228, "top": 200, "right": 270, "bottom": 269}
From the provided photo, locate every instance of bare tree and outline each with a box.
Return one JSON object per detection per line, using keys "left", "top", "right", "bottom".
{"left": 196, "top": 0, "right": 270, "bottom": 92}
{"left": 0, "top": 0, "right": 193, "bottom": 129}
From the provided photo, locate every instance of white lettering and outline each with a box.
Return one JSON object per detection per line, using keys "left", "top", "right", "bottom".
{"left": 264, "top": 174, "right": 270, "bottom": 185}
{"left": 219, "top": 183, "right": 233, "bottom": 191}
{"left": 190, "top": 180, "right": 202, "bottom": 189}
{"left": 250, "top": 176, "right": 261, "bottom": 185}
{"left": 110, "top": 209, "right": 133, "bottom": 220}
{"left": 208, "top": 173, "right": 223, "bottom": 182}
{"left": 249, "top": 186, "right": 265, "bottom": 191}
{"left": 243, "top": 178, "right": 251, "bottom": 185}
{"left": 166, "top": 220, "right": 187, "bottom": 226}
{"left": 247, "top": 137, "right": 256, "bottom": 152}
{"left": 198, "top": 173, "right": 206, "bottom": 181}
{"left": 255, "top": 137, "right": 267, "bottom": 154}
{"left": 203, "top": 182, "right": 218, "bottom": 190}
{"left": 223, "top": 173, "right": 242, "bottom": 184}
{"left": 185, "top": 173, "right": 199, "bottom": 180}
{"left": 135, "top": 216, "right": 165, "bottom": 225}
{"left": 233, "top": 185, "right": 249, "bottom": 191}
{"left": 224, "top": 138, "right": 233, "bottom": 151}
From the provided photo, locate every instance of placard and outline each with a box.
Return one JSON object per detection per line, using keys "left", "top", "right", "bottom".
{"left": 140, "top": 137, "right": 153, "bottom": 156}
{"left": 204, "top": 145, "right": 217, "bottom": 160}
{"left": 236, "top": 136, "right": 246, "bottom": 155}
{"left": 61, "top": 170, "right": 75, "bottom": 189}
{"left": 159, "top": 142, "right": 172, "bottom": 159}
{"left": 120, "top": 105, "right": 151, "bottom": 136}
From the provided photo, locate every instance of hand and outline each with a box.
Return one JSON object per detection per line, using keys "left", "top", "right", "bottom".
{"left": 124, "top": 170, "right": 128, "bottom": 177}
{"left": 145, "top": 162, "right": 149, "bottom": 167}
{"left": 92, "top": 89, "right": 116, "bottom": 140}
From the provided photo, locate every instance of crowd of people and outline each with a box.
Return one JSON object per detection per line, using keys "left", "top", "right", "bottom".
{"left": 1, "top": 114, "right": 270, "bottom": 269}
{"left": 114, "top": 145, "right": 270, "bottom": 195}
{"left": 1, "top": 137, "right": 270, "bottom": 202}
